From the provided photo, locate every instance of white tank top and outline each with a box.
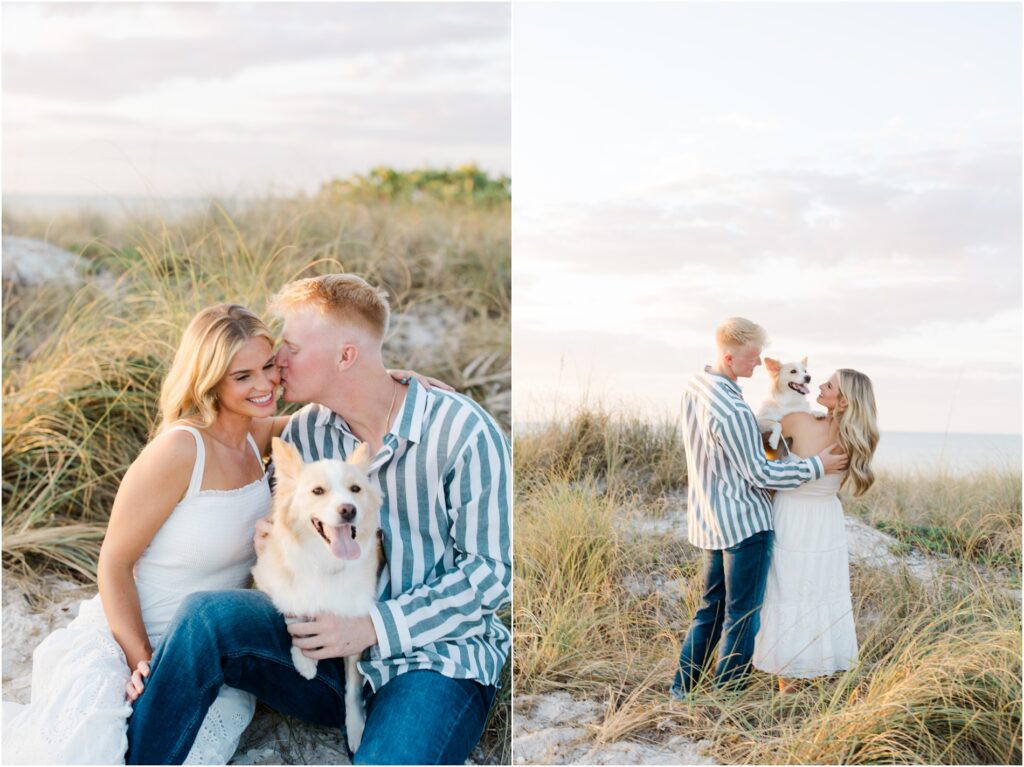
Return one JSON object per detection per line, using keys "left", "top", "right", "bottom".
{"left": 130, "top": 425, "right": 272, "bottom": 639}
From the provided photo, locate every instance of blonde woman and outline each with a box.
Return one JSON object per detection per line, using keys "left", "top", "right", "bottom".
{"left": 3, "top": 304, "right": 438, "bottom": 764}
{"left": 753, "top": 369, "right": 879, "bottom": 691}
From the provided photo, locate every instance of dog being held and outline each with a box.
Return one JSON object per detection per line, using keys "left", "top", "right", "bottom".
{"left": 757, "top": 357, "right": 813, "bottom": 450}
{"left": 252, "top": 437, "right": 382, "bottom": 754}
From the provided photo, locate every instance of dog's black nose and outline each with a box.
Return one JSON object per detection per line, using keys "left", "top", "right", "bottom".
{"left": 339, "top": 504, "right": 357, "bottom": 522}
{"left": 804, "top": 375, "right": 811, "bottom": 383}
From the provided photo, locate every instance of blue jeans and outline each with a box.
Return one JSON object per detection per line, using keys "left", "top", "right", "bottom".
{"left": 125, "top": 590, "right": 497, "bottom": 765}
{"left": 671, "top": 529, "right": 773, "bottom": 696}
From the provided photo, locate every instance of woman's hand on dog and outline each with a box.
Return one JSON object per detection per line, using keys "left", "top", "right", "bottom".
{"left": 254, "top": 516, "right": 273, "bottom": 556}
{"left": 125, "top": 659, "right": 150, "bottom": 702}
{"left": 287, "top": 613, "right": 377, "bottom": 659}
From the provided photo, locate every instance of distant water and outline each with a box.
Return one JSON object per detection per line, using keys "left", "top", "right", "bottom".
{"left": 873, "top": 431, "right": 1021, "bottom": 476}
{"left": 2, "top": 194, "right": 253, "bottom": 220}
{"left": 515, "top": 422, "right": 1021, "bottom": 477}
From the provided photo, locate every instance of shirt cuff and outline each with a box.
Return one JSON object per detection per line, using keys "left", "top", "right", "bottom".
{"left": 367, "top": 601, "right": 413, "bottom": 659}
{"left": 807, "top": 455, "right": 825, "bottom": 479}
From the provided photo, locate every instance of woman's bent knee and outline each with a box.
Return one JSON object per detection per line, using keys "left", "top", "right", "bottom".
{"left": 170, "top": 590, "right": 277, "bottom": 645}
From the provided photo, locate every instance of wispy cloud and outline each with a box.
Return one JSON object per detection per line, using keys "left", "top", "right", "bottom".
{"left": 2, "top": 3, "right": 510, "bottom": 196}
{"left": 517, "top": 146, "right": 1021, "bottom": 353}
{"left": 512, "top": 1, "right": 1021, "bottom": 434}
{"left": 2, "top": 3, "right": 508, "bottom": 99}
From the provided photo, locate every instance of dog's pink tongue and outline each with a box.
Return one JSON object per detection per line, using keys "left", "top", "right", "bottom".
{"left": 324, "top": 524, "right": 361, "bottom": 560}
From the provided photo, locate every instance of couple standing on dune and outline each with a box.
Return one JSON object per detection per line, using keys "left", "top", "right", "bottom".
{"left": 671, "top": 317, "right": 879, "bottom": 698}
{"left": 4, "top": 273, "right": 510, "bottom": 765}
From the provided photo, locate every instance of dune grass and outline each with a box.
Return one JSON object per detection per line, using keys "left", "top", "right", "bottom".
{"left": 846, "top": 469, "right": 1022, "bottom": 575}
{"left": 513, "top": 408, "right": 1022, "bottom": 765}
{"left": 2, "top": 180, "right": 511, "bottom": 762}
{"left": 513, "top": 405, "right": 687, "bottom": 499}
{"left": 3, "top": 190, "right": 509, "bottom": 580}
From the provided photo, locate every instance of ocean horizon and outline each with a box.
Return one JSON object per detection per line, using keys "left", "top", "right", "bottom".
{"left": 870, "top": 431, "right": 1021, "bottom": 475}
{"left": 2, "top": 193, "right": 259, "bottom": 220}
{"left": 514, "top": 422, "right": 1021, "bottom": 476}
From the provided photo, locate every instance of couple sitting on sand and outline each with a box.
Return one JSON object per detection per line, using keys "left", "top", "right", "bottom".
{"left": 671, "top": 318, "right": 879, "bottom": 698}
{"left": 4, "top": 273, "right": 511, "bottom": 765}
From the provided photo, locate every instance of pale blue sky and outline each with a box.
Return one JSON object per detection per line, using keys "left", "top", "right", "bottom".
{"left": 514, "top": 2, "right": 1021, "bottom": 435}
{"left": 3, "top": 2, "right": 510, "bottom": 199}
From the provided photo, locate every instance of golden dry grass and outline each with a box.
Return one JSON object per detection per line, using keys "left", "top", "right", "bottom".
{"left": 513, "top": 409, "right": 1022, "bottom": 765}
{"left": 4, "top": 193, "right": 509, "bottom": 582}
{"left": 847, "top": 469, "right": 1022, "bottom": 574}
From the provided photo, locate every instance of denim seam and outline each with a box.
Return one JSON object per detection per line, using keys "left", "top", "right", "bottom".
{"left": 430, "top": 685, "right": 479, "bottom": 764}
{"left": 718, "top": 538, "right": 768, "bottom": 675}
{"left": 170, "top": 677, "right": 223, "bottom": 763}
{"left": 724, "top": 540, "right": 765, "bottom": 659}
{"left": 222, "top": 648, "right": 346, "bottom": 698}
{"left": 736, "top": 543, "right": 766, "bottom": 635}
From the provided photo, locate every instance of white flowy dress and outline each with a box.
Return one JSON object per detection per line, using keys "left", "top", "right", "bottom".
{"left": 2, "top": 425, "right": 270, "bottom": 764}
{"left": 752, "top": 455, "right": 858, "bottom": 678}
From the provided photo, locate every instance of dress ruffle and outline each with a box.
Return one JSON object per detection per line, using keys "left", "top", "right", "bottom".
{"left": 753, "top": 469, "right": 858, "bottom": 678}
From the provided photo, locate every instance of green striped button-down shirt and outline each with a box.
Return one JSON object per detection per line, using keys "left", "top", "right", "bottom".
{"left": 683, "top": 368, "right": 824, "bottom": 550}
{"left": 282, "top": 378, "right": 512, "bottom": 691}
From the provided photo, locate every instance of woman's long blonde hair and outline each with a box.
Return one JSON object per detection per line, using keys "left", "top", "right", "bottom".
{"left": 834, "top": 368, "right": 879, "bottom": 497}
{"left": 156, "top": 304, "right": 274, "bottom": 435}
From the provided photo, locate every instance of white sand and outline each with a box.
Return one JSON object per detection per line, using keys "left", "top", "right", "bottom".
{"left": 514, "top": 692, "right": 715, "bottom": 765}
{"left": 619, "top": 495, "right": 688, "bottom": 541}
{"left": 619, "top": 493, "right": 946, "bottom": 583}
{"left": 843, "top": 516, "right": 948, "bottom": 581}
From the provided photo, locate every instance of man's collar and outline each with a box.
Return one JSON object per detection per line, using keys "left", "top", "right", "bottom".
{"left": 313, "top": 377, "right": 429, "bottom": 444}
{"left": 703, "top": 364, "right": 742, "bottom": 394}
{"left": 390, "top": 377, "right": 428, "bottom": 444}
{"left": 315, "top": 405, "right": 343, "bottom": 430}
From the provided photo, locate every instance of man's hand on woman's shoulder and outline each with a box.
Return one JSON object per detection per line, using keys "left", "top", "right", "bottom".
{"left": 388, "top": 368, "right": 455, "bottom": 392}
{"left": 817, "top": 443, "right": 849, "bottom": 474}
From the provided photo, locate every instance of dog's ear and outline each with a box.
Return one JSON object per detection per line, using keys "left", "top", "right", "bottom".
{"left": 347, "top": 442, "right": 373, "bottom": 473}
{"left": 800, "top": 356, "right": 808, "bottom": 367}
{"left": 272, "top": 437, "right": 304, "bottom": 481}
{"left": 764, "top": 358, "right": 780, "bottom": 373}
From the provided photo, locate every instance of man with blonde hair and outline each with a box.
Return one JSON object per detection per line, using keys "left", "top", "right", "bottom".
{"left": 670, "top": 317, "right": 846, "bottom": 698}
{"left": 128, "top": 274, "right": 511, "bottom": 764}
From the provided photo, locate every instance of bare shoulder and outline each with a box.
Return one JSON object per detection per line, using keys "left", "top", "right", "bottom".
{"left": 781, "top": 411, "right": 816, "bottom": 428}
{"left": 103, "top": 427, "right": 197, "bottom": 558}
{"left": 782, "top": 409, "right": 815, "bottom": 428}
{"left": 781, "top": 411, "right": 825, "bottom": 438}
{"left": 131, "top": 426, "right": 198, "bottom": 481}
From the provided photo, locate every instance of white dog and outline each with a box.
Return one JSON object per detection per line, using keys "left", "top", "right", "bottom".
{"left": 757, "top": 357, "right": 813, "bottom": 450}
{"left": 252, "top": 438, "right": 382, "bottom": 754}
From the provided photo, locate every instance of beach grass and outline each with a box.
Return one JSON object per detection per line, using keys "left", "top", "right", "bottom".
{"left": 846, "top": 469, "right": 1022, "bottom": 574}
{"left": 3, "top": 186, "right": 510, "bottom": 582}
{"left": 2, "top": 174, "right": 511, "bottom": 763}
{"left": 513, "top": 407, "right": 1022, "bottom": 765}
{"left": 514, "top": 405, "right": 687, "bottom": 499}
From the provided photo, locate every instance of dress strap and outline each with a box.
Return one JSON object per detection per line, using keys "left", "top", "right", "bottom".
{"left": 246, "top": 433, "right": 264, "bottom": 471}
{"left": 166, "top": 425, "right": 206, "bottom": 498}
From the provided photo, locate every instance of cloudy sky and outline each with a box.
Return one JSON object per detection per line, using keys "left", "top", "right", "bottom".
{"left": 514, "top": 2, "right": 1021, "bottom": 435}
{"left": 2, "top": 2, "right": 510, "bottom": 200}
